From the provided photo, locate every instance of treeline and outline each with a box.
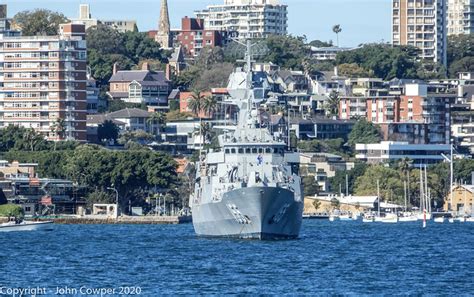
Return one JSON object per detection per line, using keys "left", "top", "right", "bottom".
{"left": 329, "top": 158, "right": 474, "bottom": 209}
{"left": 87, "top": 24, "right": 168, "bottom": 86}
{"left": 0, "top": 126, "right": 179, "bottom": 211}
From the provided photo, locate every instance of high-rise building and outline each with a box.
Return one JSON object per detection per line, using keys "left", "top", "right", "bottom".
{"left": 392, "top": 0, "right": 447, "bottom": 67}
{"left": 156, "top": 0, "right": 171, "bottom": 49}
{"left": 0, "top": 23, "right": 88, "bottom": 142}
{"left": 71, "top": 4, "right": 137, "bottom": 33}
{"left": 195, "top": 0, "right": 288, "bottom": 40}
{"left": 447, "top": 0, "right": 474, "bottom": 35}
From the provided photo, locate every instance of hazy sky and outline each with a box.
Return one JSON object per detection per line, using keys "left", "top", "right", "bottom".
{"left": 4, "top": 0, "right": 392, "bottom": 47}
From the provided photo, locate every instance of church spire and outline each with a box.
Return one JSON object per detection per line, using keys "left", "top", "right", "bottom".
{"left": 156, "top": 0, "right": 171, "bottom": 48}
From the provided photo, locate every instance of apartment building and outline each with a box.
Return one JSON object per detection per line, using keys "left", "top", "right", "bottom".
{"left": 399, "top": 83, "right": 454, "bottom": 144}
{"left": 71, "top": 4, "right": 137, "bottom": 33}
{"left": 195, "top": 0, "right": 287, "bottom": 40}
{"left": 392, "top": 0, "right": 448, "bottom": 66}
{"left": 339, "top": 96, "right": 400, "bottom": 123}
{"left": 447, "top": 0, "right": 474, "bottom": 35}
{"left": 175, "top": 17, "right": 226, "bottom": 57}
{"left": 0, "top": 23, "right": 88, "bottom": 142}
{"left": 355, "top": 141, "right": 451, "bottom": 168}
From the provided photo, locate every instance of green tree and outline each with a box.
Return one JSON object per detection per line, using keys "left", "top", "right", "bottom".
{"left": 336, "top": 44, "right": 422, "bottom": 80}
{"left": 338, "top": 63, "right": 371, "bottom": 78}
{"left": 262, "top": 35, "right": 309, "bottom": 70}
{"left": 449, "top": 56, "right": 474, "bottom": 76}
{"left": 0, "top": 204, "right": 24, "bottom": 218}
{"left": 13, "top": 9, "right": 68, "bottom": 36}
{"left": 192, "top": 63, "right": 234, "bottom": 92}
{"left": 303, "top": 176, "right": 319, "bottom": 197}
{"left": 354, "top": 165, "right": 404, "bottom": 203}
{"left": 329, "top": 163, "right": 368, "bottom": 194}
{"left": 325, "top": 91, "right": 340, "bottom": 116}
{"left": 97, "top": 120, "right": 120, "bottom": 143}
{"left": 309, "top": 40, "right": 333, "bottom": 47}
{"left": 312, "top": 199, "right": 321, "bottom": 211}
{"left": 348, "top": 119, "right": 382, "bottom": 147}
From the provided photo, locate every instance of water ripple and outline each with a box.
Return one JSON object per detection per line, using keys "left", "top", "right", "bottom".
{"left": 0, "top": 221, "right": 473, "bottom": 295}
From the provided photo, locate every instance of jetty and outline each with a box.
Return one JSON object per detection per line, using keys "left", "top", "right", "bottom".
{"left": 1, "top": 215, "right": 192, "bottom": 225}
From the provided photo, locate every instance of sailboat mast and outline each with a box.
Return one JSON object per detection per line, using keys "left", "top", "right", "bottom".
{"left": 424, "top": 165, "right": 429, "bottom": 213}
{"left": 404, "top": 180, "right": 407, "bottom": 212}
{"left": 377, "top": 179, "right": 380, "bottom": 217}
{"left": 420, "top": 168, "right": 424, "bottom": 212}
{"left": 450, "top": 144, "right": 454, "bottom": 211}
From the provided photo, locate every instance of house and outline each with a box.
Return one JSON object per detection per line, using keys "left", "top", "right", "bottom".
{"left": 444, "top": 184, "right": 474, "bottom": 216}
{"left": 86, "top": 108, "right": 161, "bottom": 142}
{"left": 0, "top": 160, "right": 37, "bottom": 178}
{"left": 291, "top": 117, "right": 355, "bottom": 140}
{"left": 271, "top": 70, "right": 308, "bottom": 93}
{"left": 166, "top": 46, "right": 186, "bottom": 79}
{"left": 108, "top": 63, "right": 171, "bottom": 109}
{"left": 300, "top": 153, "right": 354, "bottom": 193}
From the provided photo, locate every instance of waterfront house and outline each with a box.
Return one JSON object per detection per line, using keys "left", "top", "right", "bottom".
{"left": 444, "top": 185, "right": 474, "bottom": 216}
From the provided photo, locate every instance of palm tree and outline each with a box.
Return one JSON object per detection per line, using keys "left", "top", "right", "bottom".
{"left": 195, "top": 122, "right": 212, "bottom": 145}
{"left": 325, "top": 91, "right": 340, "bottom": 117}
{"left": 147, "top": 112, "right": 166, "bottom": 135}
{"left": 51, "top": 118, "right": 66, "bottom": 150}
{"left": 202, "top": 95, "right": 218, "bottom": 118}
{"left": 188, "top": 91, "right": 205, "bottom": 118}
{"left": 332, "top": 24, "right": 342, "bottom": 47}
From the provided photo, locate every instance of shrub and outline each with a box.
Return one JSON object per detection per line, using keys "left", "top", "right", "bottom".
{"left": 0, "top": 204, "right": 24, "bottom": 218}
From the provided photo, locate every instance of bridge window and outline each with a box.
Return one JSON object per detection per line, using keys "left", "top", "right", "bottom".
{"left": 225, "top": 149, "right": 230, "bottom": 154}
{"left": 231, "top": 148, "right": 236, "bottom": 154}
{"left": 265, "top": 148, "right": 272, "bottom": 153}
{"left": 238, "top": 148, "right": 244, "bottom": 154}
{"left": 258, "top": 148, "right": 263, "bottom": 154}
{"left": 252, "top": 148, "right": 257, "bottom": 154}
{"left": 246, "top": 148, "right": 251, "bottom": 154}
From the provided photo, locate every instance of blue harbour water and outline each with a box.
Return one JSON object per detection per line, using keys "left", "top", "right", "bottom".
{"left": 1, "top": 220, "right": 474, "bottom": 296}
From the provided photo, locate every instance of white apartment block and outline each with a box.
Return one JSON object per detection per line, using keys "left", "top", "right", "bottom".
{"left": 447, "top": 0, "right": 474, "bottom": 35}
{"left": 355, "top": 141, "right": 451, "bottom": 168}
{"left": 0, "top": 23, "right": 88, "bottom": 141}
{"left": 195, "top": 0, "right": 287, "bottom": 39}
{"left": 392, "top": 0, "right": 447, "bottom": 66}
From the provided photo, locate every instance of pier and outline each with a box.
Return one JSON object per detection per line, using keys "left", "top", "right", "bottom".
{"left": 1, "top": 216, "right": 192, "bottom": 225}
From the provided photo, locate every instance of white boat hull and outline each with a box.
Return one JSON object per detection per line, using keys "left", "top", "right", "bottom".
{"left": 399, "top": 216, "right": 418, "bottom": 222}
{"left": 434, "top": 217, "right": 445, "bottom": 223}
{"left": 0, "top": 221, "right": 53, "bottom": 232}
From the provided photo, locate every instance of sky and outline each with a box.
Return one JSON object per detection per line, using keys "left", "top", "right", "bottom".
{"left": 4, "top": 0, "right": 392, "bottom": 47}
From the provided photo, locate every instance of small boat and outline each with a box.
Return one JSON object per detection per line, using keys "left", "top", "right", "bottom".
{"left": 454, "top": 217, "right": 466, "bottom": 223}
{"left": 448, "top": 218, "right": 454, "bottom": 223}
{"left": 466, "top": 217, "right": 474, "bottom": 223}
{"left": 302, "top": 212, "right": 329, "bottom": 219}
{"left": 362, "top": 214, "right": 374, "bottom": 223}
{"left": 434, "top": 217, "right": 445, "bottom": 223}
{"left": 380, "top": 215, "right": 398, "bottom": 224}
{"left": 417, "top": 212, "right": 432, "bottom": 220}
{"left": 339, "top": 214, "right": 352, "bottom": 221}
{"left": 0, "top": 218, "right": 53, "bottom": 232}
{"left": 398, "top": 215, "right": 418, "bottom": 222}
{"left": 329, "top": 215, "right": 338, "bottom": 222}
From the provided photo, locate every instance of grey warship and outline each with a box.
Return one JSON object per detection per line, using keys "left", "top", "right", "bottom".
{"left": 189, "top": 41, "right": 303, "bottom": 240}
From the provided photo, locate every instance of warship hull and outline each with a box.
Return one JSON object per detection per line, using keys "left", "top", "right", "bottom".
{"left": 192, "top": 187, "right": 303, "bottom": 240}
